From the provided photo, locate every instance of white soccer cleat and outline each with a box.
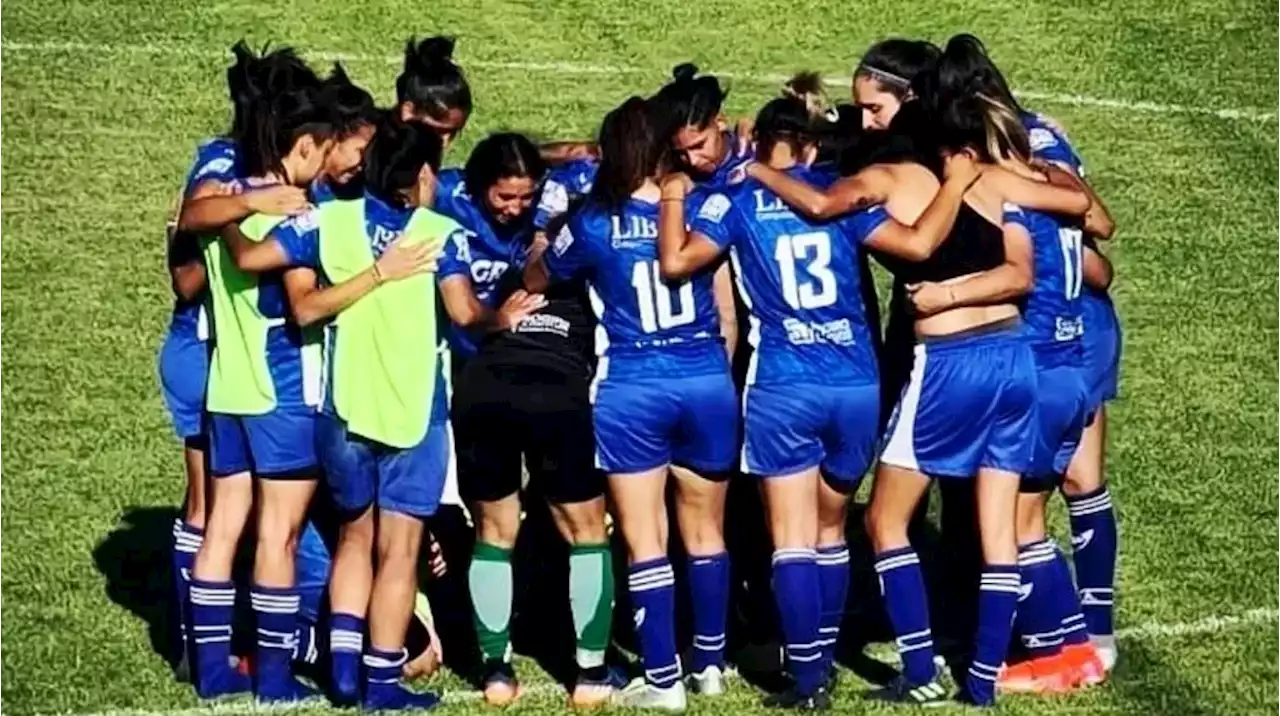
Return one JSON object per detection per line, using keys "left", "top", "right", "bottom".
{"left": 613, "top": 678, "right": 688, "bottom": 711}
{"left": 1092, "top": 634, "right": 1118, "bottom": 672}
{"left": 686, "top": 665, "right": 725, "bottom": 695}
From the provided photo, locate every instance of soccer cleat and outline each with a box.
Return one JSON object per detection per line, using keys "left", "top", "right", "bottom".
{"left": 1091, "top": 634, "right": 1118, "bottom": 672}
{"left": 196, "top": 666, "right": 253, "bottom": 700}
{"left": 364, "top": 682, "right": 441, "bottom": 711}
{"left": 571, "top": 665, "right": 625, "bottom": 707}
{"left": 762, "top": 686, "right": 832, "bottom": 711}
{"left": 865, "top": 669, "right": 949, "bottom": 707}
{"left": 257, "top": 677, "right": 320, "bottom": 705}
{"left": 612, "top": 678, "right": 687, "bottom": 711}
{"left": 997, "top": 655, "right": 1072, "bottom": 694}
{"left": 482, "top": 659, "right": 520, "bottom": 706}
{"left": 1062, "top": 643, "right": 1107, "bottom": 687}
{"left": 686, "top": 664, "right": 726, "bottom": 695}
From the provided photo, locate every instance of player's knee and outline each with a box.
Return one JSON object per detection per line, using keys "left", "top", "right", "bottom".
{"left": 1015, "top": 495, "right": 1048, "bottom": 544}
{"left": 864, "top": 502, "right": 906, "bottom": 551}
{"left": 553, "top": 502, "right": 607, "bottom": 545}
{"left": 377, "top": 532, "right": 420, "bottom": 570}
{"left": 1062, "top": 467, "right": 1103, "bottom": 496}
{"left": 476, "top": 507, "right": 520, "bottom": 549}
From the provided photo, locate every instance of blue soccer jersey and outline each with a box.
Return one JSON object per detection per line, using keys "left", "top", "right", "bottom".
{"left": 534, "top": 158, "right": 597, "bottom": 230}
{"left": 544, "top": 197, "right": 725, "bottom": 374}
{"left": 688, "top": 165, "right": 885, "bottom": 482}
{"left": 432, "top": 169, "right": 534, "bottom": 357}
{"left": 689, "top": 165, "right": 885, "bottom": 386}
{"left": 1004, "top": 203, "right": 1084, "bottom": 366}
{"left": 545, "top": 196, "right": 735, "bottom": 474}
{"left": 1022, "top": 111, "right": 1121, "bottom": 408}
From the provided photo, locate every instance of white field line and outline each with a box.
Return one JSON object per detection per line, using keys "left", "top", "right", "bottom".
{"left": 53, "top": 606, "right": 1280, "bottom": 716}
{"left": 2, "top": 40, "right": 1275, "bottom": 123}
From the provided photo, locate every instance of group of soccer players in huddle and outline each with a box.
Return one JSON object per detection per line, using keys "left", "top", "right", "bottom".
{"left": 159, "top": 30, "right": 1123, "bottom": 712}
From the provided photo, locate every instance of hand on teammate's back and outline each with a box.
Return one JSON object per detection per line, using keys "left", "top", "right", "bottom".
{"left": 497, "top": 289, "right": 548, "bottom": 330}
{"left": 943, "top": 150, "right": 981, "bottom": 188}
{"left": 376, "top": 235, "right": 442, "bottom": 281}
{"left": 244, "top": 185, "right": 310, "bottom": 216}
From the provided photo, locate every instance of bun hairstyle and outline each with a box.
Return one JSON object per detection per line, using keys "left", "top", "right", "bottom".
{"left": 915, "top": 34, "right": 1029, "bottom": 163}
{"left": 362, "top": 115, "right": 445, "bottom": 204}
{"left": 753, "top": 89, "right": 838, "bottom": 161}
{"left": 651, "top": 62, "right": 728, "bottom": 139}
{"left": 396, "top": 35, "right": 473, "bottom": 121}
{"left": 320, "top": 63, "right": 379, "bottom": 136}
{"left": 780, "top": 71, "right": 831, "bottom": 120}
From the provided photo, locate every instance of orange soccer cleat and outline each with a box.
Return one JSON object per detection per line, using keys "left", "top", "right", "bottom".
{"left": 997, "top": 653, "right": 1074, "bottom": 694}
{"left": 1061, "top": 642, "right": 1108, "bottom": 687}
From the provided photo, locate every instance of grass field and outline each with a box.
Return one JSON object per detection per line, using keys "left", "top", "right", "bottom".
{"left": 3, "top": 0, "right": 1279, "bottom": 714}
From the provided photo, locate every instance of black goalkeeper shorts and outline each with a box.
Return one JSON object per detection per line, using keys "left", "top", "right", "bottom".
{"left": 452, "top": 362, "right": 604, "bottom": 505}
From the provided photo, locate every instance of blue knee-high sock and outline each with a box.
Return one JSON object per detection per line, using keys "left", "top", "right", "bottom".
{"left": 1048, "top": 544, "right": 1089, "bottom": 647}
{"left": 364, "top": 647, "right": 439, "bottom": 710}
{"left": 251, "top": 585, "right": 310, "bottom": 701}
{"left": 687, "top": 552, "right": 729, "bottom": 673}
{"left": 628, "top": 558, "right": 681, "bottom": 688}
{"left": 329, "top": 613, "right": 364, "bottom": 703}
{"left": 874, "top": 548, "right": 936, "bottom": 686}
{"left": 189, "top": 578, "right": 250, "bottom": 698}
{"left": 816, "top": 543, "right": 850, "bottom": 672}
{"left": 1065, "top": 487, "right": 1117, "bottom": 637}
{"left": 1015, "top": 540, "right": 1067, "bottom": 658}
{"left": 772, "top": 549, "right": 824, "bottom": 696}
{"left": 172, "top": 520, "right": 204, "bottom": 662}
{"left": 966, "top": 565, "right": 1020, "bottom": 706}
{"left": 294, "top": 521, "right": 330, "bottom": 665}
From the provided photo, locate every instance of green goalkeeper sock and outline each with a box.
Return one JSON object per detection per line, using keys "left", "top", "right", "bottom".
{"left": 569, "top": 542, "right": 614, "bottom": 668}
{"left": 469, "top": 541, "right": 514, "bottom": 662}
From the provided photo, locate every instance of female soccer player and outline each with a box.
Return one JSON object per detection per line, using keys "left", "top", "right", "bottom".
{"left": 646, "top": 65, "right": 749, "bottom": 695}
{"left": 656, "top": 94, "right": 984, "bottom": 710}
{"left": 397, "top": 35, "right": 472, "bottom": 148}
{"left": 165, "top": 48, "right": 319, "bottom": 662}
{"left": 864, "top": 36, "right": 1105, "bottom": 707}
{"left": 433, "top": 134, "right": 617, "bottom": 707}
{"left": 265, "top": 118, "right": 537, "bottom": 710}
{"left": 919, "top": 33, "right": 1123, "bottom": 671}
{"left": 525, "top": 97, "right": 738, "bottom": 711}
{"left": 851, "top": 38, "right": 942, "bottom": 132}
{"left": 186, "top": 75, "right": 342, "bottom": 703}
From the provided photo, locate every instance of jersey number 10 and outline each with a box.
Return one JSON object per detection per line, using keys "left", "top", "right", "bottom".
{"left": 775, "top": 231, "right": 837, "bottom": 310}
{"left": 632, "top": 260, "right": 696, "bottom": 333}
{"left": 1057, "top": 228, "right": 1083, "bottom": 300}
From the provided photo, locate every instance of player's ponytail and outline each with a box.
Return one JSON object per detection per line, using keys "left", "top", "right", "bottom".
{"left": 589, "top": 96, "right": 664, "bottom": 208}
{"left": 920, "top": 34, "right": 1030, "bottom": 163}
{"left": 652, "top": 62, "right": 728, "bottom": 138}
{"left": 781, "top": 72, "right": 831, "bottom": 120}
{"left": 397, "top": 35, "right": 473, "bottom": 127}
{"left": 363, "top": 116, "right": 445, "bottom": 206}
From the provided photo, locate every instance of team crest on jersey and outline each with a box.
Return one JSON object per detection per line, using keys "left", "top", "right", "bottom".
{"left": 539, "top": 180, "right": 569, "bottom": 216}
{"left": 1028, "top": 127, "right": 1058, "bottom": 152}
{"left": 697, "top": 194, "right": 731, "bottom": 224}
{"left": 194, "top": 156, "right": 235, "bottom": 180}
{"left": 552, "top": 225, "right": 575, "bottom": 256}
